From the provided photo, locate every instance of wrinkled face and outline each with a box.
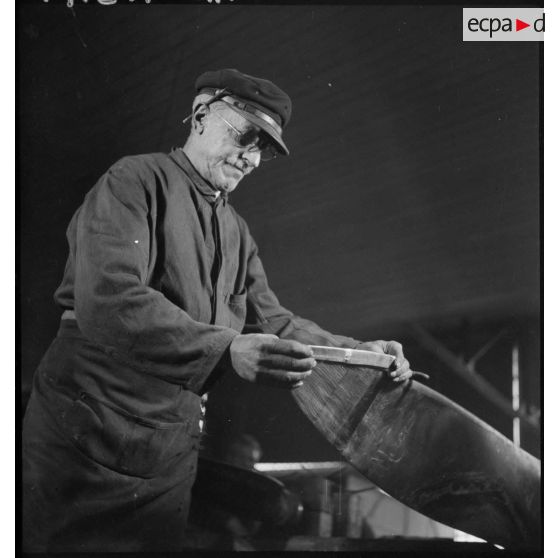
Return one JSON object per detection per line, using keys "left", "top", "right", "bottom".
{"left": 197, "top": 104, "right": 262, "bottom": 194}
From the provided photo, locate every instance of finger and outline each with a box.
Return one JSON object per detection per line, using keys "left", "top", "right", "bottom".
{"left": 390, "top": 358, "right": 410, "bottom": 379}
{"left": 256, "top": 369, "right": 313, "bottom": 389}
{"left": 261, "top": 354, "right": 317, "bottom": 372}
{"left": 257, "top": 334, "right": 280, "bottom": 342}
{"left": 385, "top": 340, "right": 404, "bottom": 360}
{"left": 261, "top": 379, "right": 306, "bottom": 390}
{"left": 358, "top": 341, "right": 384, "bottom": 353}
{"left": 267, "top": 339, "right": 314, "bottom": 358}
{"left": 284, "top": 370, "right": 313, "bottom": 385}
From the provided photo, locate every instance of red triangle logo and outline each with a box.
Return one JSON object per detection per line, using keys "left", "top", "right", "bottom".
{"left": 516, "top": 19, "right": 530, "bottom": 31}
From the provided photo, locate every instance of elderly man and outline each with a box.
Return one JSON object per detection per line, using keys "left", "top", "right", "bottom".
{"left": 22, "top": 69, "right": 411, "bottom": 552}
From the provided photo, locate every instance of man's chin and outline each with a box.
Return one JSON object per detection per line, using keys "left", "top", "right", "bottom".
{"left": 217, "top": 174, "right": 242, "bottom": 194}
{"left": 221, "top": 183, "right": 238, "bottom": 194}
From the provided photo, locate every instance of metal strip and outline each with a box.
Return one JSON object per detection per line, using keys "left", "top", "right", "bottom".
{"left": 309, "top": 345, "right": 395, "bottom": 371}
{"left": 221, "top": 96, "right": 283, "bottom": 136}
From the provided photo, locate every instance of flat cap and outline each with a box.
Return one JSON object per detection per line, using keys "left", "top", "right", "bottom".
{"left": 195, "top": 68, "right": 292, "bottom": 155}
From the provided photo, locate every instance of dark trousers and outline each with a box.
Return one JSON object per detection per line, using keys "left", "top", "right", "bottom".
{"left": 22, "top": 320, "right": 201, "bottom": 552}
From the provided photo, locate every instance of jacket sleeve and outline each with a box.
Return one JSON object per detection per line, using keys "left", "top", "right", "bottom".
{"left": 73, "top": 157, "right": 239, "bottom": 392}
{"left": 240, "top": 228, "right": 361, "bottom": 349}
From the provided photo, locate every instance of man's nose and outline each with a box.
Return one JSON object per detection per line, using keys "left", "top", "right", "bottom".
{"left": 242, "top": 149, "right": 261, "bottom": 169}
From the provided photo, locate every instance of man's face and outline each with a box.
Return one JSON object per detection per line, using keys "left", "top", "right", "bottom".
{"left": 197, "top": 105, "right": 261, "bottom": 194}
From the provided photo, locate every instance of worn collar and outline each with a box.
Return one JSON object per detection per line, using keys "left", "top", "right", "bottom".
{"left": 169, "top": 147, "right": 228, "bottom": 203}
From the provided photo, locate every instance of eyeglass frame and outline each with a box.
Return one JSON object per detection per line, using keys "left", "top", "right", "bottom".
{"left": 211, "top": 109, "right": 277, "bottom": 162}
{"left": 183, "top": 89, "right": 278, "bottom": 162}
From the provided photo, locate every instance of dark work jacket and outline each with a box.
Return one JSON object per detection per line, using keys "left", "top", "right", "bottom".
{"left": 53, "top": 148, "right": 360, "bottom": 411}
{"left": 23, "top": 148, "right": 360, "bottom": 552}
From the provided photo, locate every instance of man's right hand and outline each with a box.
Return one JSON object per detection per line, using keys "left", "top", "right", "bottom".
{"left": 229, "top": 334, "right": 316, "bottom": 389}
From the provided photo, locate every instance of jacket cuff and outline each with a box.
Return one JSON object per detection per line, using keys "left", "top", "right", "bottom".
{"left": 187, "top": 330, "right": 240, "bottom": 394}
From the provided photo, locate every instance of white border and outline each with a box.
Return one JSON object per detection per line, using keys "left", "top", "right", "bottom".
{"left": 6, "top": 1, "right": 15, "bottom": 554}
{"left": 11, "top": 2, "right": 546, "bottom": 554}
{"left": 543, "top": 0, "right": 554, "bottom": 552}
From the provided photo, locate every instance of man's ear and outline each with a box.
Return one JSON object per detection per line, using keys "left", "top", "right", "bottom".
{"left": 192, "top": 103, "right": 209, "bottom": 133}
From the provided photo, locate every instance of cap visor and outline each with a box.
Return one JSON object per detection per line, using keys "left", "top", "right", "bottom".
{"left": 227, "top": 106, "right": 289, "bottom": 156}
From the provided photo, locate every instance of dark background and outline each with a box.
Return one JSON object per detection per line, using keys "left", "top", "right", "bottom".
{"left": 19, "top": 3, "right": 540, "bottom": 459}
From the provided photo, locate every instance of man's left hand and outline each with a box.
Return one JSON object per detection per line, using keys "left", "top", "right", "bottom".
{"left": 358, "top": 340, "right": 411, "bottom": 382}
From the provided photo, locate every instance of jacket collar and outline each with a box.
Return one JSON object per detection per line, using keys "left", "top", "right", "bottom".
{"left": 169, "top": 147, "right": 228, "bottom": 203}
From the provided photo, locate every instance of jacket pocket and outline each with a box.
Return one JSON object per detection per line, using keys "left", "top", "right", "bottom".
{"left": 227, "top": 289, "right": 247, "bottom": 332}
{"left": 61, "top": 391, "right": 198, "bottom": 479}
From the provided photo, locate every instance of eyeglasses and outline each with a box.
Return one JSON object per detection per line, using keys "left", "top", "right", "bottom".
{"left": 183, "top": 89, "right": 279, "bottom": 162}
{"left": 212, "top": 110, "right": 278, "bottom": 162}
